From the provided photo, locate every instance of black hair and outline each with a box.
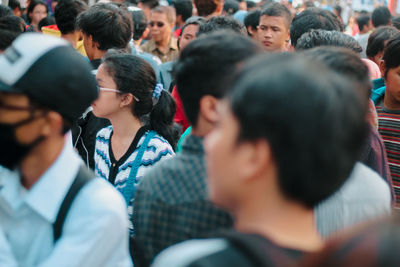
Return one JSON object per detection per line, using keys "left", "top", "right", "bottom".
{"left": 138, "top": 0, "right": 159, "bottom": 9}
{"left": 290, "top": 8, "right": 341, "bottom": 47}
{"left": 295, "top": 29, "right": 362, "bottom": 53}
{"left": 194, "top": 0, "right": 222, "bottom": 17}
{"left": 357, "top": 15, "right": 370, "bottom": 32}
{"left": 38, "top": 16, "right": 55, "bottom": 30}
{"left": 303, "top": 0, "right": 315, "bottom": 8}
{"left": 129, "top": 7, "right": 147, "bottom": 41}
{"left": 76, "top": 3, "right": 132, "bottom": 51}
{"left": 0, "top": 29, "right": 19, "bottom": 50}
{"left": 197, "top": 16, "right": 245, "bottom": 36}
{"left": 55, "top": 0, "right": 88, "bottom": 35}
{"left": 0, "top": 15, "right": 25, "bottom": 32}
{"left": 382, "top": 33, "right": 400, "bottom": 77}
{"left": 334, "top": 5, "right": 342, "bottom": 16}
{"left": 174, "top": 31, "right": 262, "bottom": 126}
{"left": 0, "top": 4, "right": 12, "bottom": 18}
{"left": 178, "top": 16, "right": 205, "bottom": 49}
{"left": 371, "top": 6, "right": 391, "bottom": 27}
{"left": 260, "top": 2, "right": 292, "bottom": 27}
{"left": 172, "top": 0, "right": 193, "bottom": 22}
{"left": 393, "top": 16, "right": 400, "bottom": 30}
{"left": 244, "top": 10, "right": 260, "bottom": 36}
{"left": 228, "top": 53, "right": 368, "bottom": 207}
{"left": 246, "top": 1, "right": 256, "bottom": 9}
{"left": 27, "top": 0, "right": 48, "bottom": 23}
{"left": 366, "top": 26, "right": 399, "bottom": 59}
{"left": 102, "top": 53, "right": 178, "bottom": 148}
{"left": 223, "top": 0, "right": 239, "bottom": 16}
{"left": 303, "top": 46, "right": 371, "bottom": 99}
{"left": 8, "top": 0, "right": 21, "bottom": 11}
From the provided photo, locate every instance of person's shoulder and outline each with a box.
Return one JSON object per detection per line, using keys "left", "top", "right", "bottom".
{"left": 96, "top": 125, "right": 113, "bottom": 138}
{"left": 152, "top": 238, "right": 230, "bottom": 267}
{"left": 349, "top": 163, "right": 390, "bottom": 196}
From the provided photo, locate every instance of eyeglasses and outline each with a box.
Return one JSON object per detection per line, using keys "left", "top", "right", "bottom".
{"left": 97, "top": 86, "right": 140, "bottom": 102}
{"left": 149, "top": 21, "right": 165, "bottom": 28}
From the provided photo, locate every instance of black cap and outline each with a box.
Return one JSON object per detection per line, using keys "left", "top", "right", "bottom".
{"left": 0, "top": 33, "right": 98, "bottom": 122}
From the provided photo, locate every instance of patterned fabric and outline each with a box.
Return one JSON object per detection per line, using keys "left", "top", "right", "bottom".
{"left": 132, "top": 134, "right": 233, "bottom": 267}
{"left": 376, "top": 104, "right": 400, "bottom": 207}
{"left": 94, "top": 126, "right": 174, "bottom": 231}
{"left": 140, "top": 38, "right": 179, "bottom": 63}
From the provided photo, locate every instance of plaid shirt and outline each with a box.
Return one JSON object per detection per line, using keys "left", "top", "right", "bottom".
{"left": 132, "top": 134, "right": 233, "bottom": 266}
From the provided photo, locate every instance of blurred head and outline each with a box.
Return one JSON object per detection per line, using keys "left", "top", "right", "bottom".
{"left": 0, "top": 4, "right": 13, "bottom": 18}
{"left": 357, "top": 15, "right": 372, "bottom": 34}
{"left": 194, "top": 0, "right": 223, "bottom": 17}
{"left": 290, "top": 8, "right": 341, "bottom": 47}
{"left": 172, "top": 0, "right": 193, "bottom": 26}
{"left": 244, "top": 10, "right": 260, "bottom": 39}
{"left": 371, "top": 6, "right": 391, "bottom": 28}
{"left": 174, "top": 31, "right": 262, "bottom": 130}
{"left": 295, "top": 29, "right": 362, "bottom": 54}
{"left": 149, "top": 6, "right": 175, "bottom": 44}
{"left": 27, "top": 0, "right": 48, "bottom": 26}
{"left": 178, "top": 16, "right": 205, "bottom": 50}
{"left": 8, "top": 0, "right": 22, "bottom": 17}
{"left": 204, "top": 53, "right": 368, "bottom": 210}
{"left": 129, "top": 7, "right": 147, "bottom": 41}
{"left": 197, "top": 15, "right": 245, "bottom": 36}
{"left": 55, "top": 0, "right": 88, "bottom": 35}
{"left": 223, "top": 0, "right": 239, "bottom": 16}
{"left": 257, "top": 2, "right": 292, "bottom": 51}
{"left": 366, "top": 26, "right": 399, "bottom": 66}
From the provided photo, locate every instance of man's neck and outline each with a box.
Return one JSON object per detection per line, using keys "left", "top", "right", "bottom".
{"left": 384, "top": 93, "right": 400, "bottom": 110}
{"left": 89, "top": 49, "right": 106, "bottom": 62}
{"left": 61, "top": 32, "right": 79, "bottom": 49}
{"left": 20, "top": 137, "right": 65, "bottom": 189}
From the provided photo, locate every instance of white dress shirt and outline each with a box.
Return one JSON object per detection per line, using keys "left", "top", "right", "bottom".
{"left": 0, "top": 142, "right": 133, "bottom": 267}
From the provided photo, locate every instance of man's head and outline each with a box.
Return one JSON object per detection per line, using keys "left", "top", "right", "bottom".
{"left": 357, "top": 15, "right": 372, "bottom": 34}
{"left": 0, "top": 34, "right": 97, "bottom": 169}
{"left": 194, "top": 0, "right": 223, "bottom": 17}
{"left": 290, "top": 7, "right": 341, "bottom": 47}
{"left": 257, "top": 2, "right": 291, "bottom": 52}
{"left": 149, "top": 6, "right": 175, "bottom": 45}
{"left": 303, "top": 47, "right": 371, "bottom": 101}
{"left": 76, "top": 3, "right": 132, "bottom": 60}
{"left": 244, "top": 10, "right": 260, "bottom": 39}
{"left": 0, "top": 15, "right": 25, "bottom": 52}
{"left": 172, "top": 0, "right": 193, "bottom": 27}
{"left": 197, "top": 15, "right": 245, "bottom": 36}
{"left": 0, "top": 4, "right": 12, "bottom": 18}
{"left": 137, "top": 0, "right": 159, "bottom": 20}
{"left": 129, "top": 7, "right": 148, "bottom": 41}
{"left": 295, "top": 29, "right": 362, "bottom": 54}
{"left": 8, "top": 0, "right": 22, "bottom": 17}
{"left": 223, "top": 0, "right": 239, "bottom": 16}
{"left": 371, "top": 6, "right": 391, "bottom": 28}
{"left": 174, "top": 31, "right": 262, "bottom": 133}
{"left": 204, "top": 53, "right": 368, "bottom": 210}
{"left": 55, "top": 0, "right": 87, "bottom": 35}
{"left": 366, "top": 26, "right": 399, "bottom": 65}
{"left": 178, "top": 16, "right": 205, "bottom": 51}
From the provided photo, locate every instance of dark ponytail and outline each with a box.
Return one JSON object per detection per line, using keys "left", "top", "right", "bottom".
{"left": 150, "top": 88, "right": 179, "bottom": 149}
{"left": 102, "top": 52, "right": 179, "bottom": 149}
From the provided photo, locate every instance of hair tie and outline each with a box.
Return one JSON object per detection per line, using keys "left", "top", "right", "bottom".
{"left": 152, "top": 83, "right": 164, "bottom": 105}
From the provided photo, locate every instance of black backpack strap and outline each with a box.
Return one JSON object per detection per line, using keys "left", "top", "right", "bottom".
{"left": 53, "top": 165, "right": 94, "bottom": 243}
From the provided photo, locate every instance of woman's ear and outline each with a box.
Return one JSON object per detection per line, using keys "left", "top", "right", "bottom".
{"left": 120, "top": 93, "right": 134, "bottom": 108}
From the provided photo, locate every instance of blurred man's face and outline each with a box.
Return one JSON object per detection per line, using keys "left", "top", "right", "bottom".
{"left": 179, "top": 24, "right": 199, "bottom": 51}
{"left": 149, "top": 12, "right": 173, "bottom": 44}
{"left": 257, "top": 15, "right": 290, "bottom": 52}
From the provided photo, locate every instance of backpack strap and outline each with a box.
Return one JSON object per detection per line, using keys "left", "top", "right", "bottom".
{"left": 122, "top": 130, "right": 157, "bottom": 206}
{"left": 53, "top": 165, "right": 94, "bottom": 243}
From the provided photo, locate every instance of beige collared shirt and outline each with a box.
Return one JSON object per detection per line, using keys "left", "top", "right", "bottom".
{"left": 140, "top": 37, "right": 179, "bottom": 63}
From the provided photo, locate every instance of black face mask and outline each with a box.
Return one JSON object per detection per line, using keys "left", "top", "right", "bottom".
{"left": 0, "top": 116, "right": 44, "bottom": 170}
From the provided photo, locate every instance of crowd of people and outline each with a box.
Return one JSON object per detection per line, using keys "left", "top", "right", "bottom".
{"left": 1, "top": 0, "right": 400, "bottom": 266}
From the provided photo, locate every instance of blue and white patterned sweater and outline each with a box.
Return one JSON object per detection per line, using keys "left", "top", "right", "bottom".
{"left": 94, "top": 126, "right": 174, "bottom": 232}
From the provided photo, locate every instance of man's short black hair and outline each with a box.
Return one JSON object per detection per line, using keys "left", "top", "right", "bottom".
{"left": 295, "top": 29, "right": 362, "bottom": 54}
{"left": 290, "top": 8, "right": 342, "bottom": 47}
{"left": 0, "top": 15, "right": 25, "bottom": 32}
{"left": 175, "top": 31, "right": 262, "bottom": 126}
{"left": 357, "top": 15, "right": 370, "bottom": 32}
{"left": 55, "top": 0, "right": 88, "bottom": 35}
{"left": 138, "top": 0, "right": 159, "bottom": 9}
{"left": 371, "top": 6, "right": 391, "bottom": 27}
{"left": 8, "top": 0, "right": 21, "bottom": 11}
{"left": 382, "top": 33, "right": 400, "bottom": 77}
{"left": 246, "top": 0, "right": 256, "bottom": 9}
{"left": 0, "top": 29, "right": 19, "bottom": 50}
{"left": 172, "top": 0, "right": 192, "bottom": 22}
{"left": 228, "top": 53, "right": 368, "bottom": 208}
{"left": 260, "top": 2, "right": 292, "bottom": 28}
{"left": 129, "top": 7, "right": 147, "bottom": 41}
{"left": 223, "top": 0, "right": 239, "bottom": 16}
{"left": 366, "top": 26, "right": 399, "bottom": 59}
{"left": 197, "top": 16, "right": 245, "bottom": 36}
{"left": 244, "top": 10, "right": 260, "bottom": 36}
{"left": 0, "top": 4, "right": 12, "bottom": 18}
{"left": 303, "top": 46, "right": 371, "bottom": 99}
{"left": 393, "top": 16, "right": 400, "bottom": 30}
{"left": 76, "top": 3, "right": 132, "bottom": 51}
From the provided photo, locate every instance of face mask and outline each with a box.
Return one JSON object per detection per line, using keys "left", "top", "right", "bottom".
{"left": 0, "top": 116, "right": 44, "bottom": 170}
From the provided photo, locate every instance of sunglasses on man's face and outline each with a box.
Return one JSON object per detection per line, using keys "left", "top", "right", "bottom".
{"left": 149, "top": 21, "right": 165, "bottom": 28}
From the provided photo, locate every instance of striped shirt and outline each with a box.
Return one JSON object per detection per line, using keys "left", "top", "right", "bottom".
{"left": 94, "top": 125, "right": 174, "bottom": 231}
{"left": 376, "top": 104, "right": 400, "bottom": 207}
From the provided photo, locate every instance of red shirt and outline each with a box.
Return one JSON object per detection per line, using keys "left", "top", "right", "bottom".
{"left": 172, "top": 85, "right": 190, "bottom": 132}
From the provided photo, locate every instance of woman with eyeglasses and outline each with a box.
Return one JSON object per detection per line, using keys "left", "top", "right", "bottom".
{"left": 93, "top": 53, "right": 178, "bottom": 233}
{"left": 26, "top": 0, "right": 48, "bottom": 32}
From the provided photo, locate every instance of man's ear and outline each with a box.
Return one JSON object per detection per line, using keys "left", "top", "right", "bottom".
{"left": 199, "top": 95, "right": 219, "bottom": 124}
{"left": 42, "top": 111, "right": 64, "bottom": 136}
{"left": 379, "top": 59, "right": 386, "bottom": 77}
